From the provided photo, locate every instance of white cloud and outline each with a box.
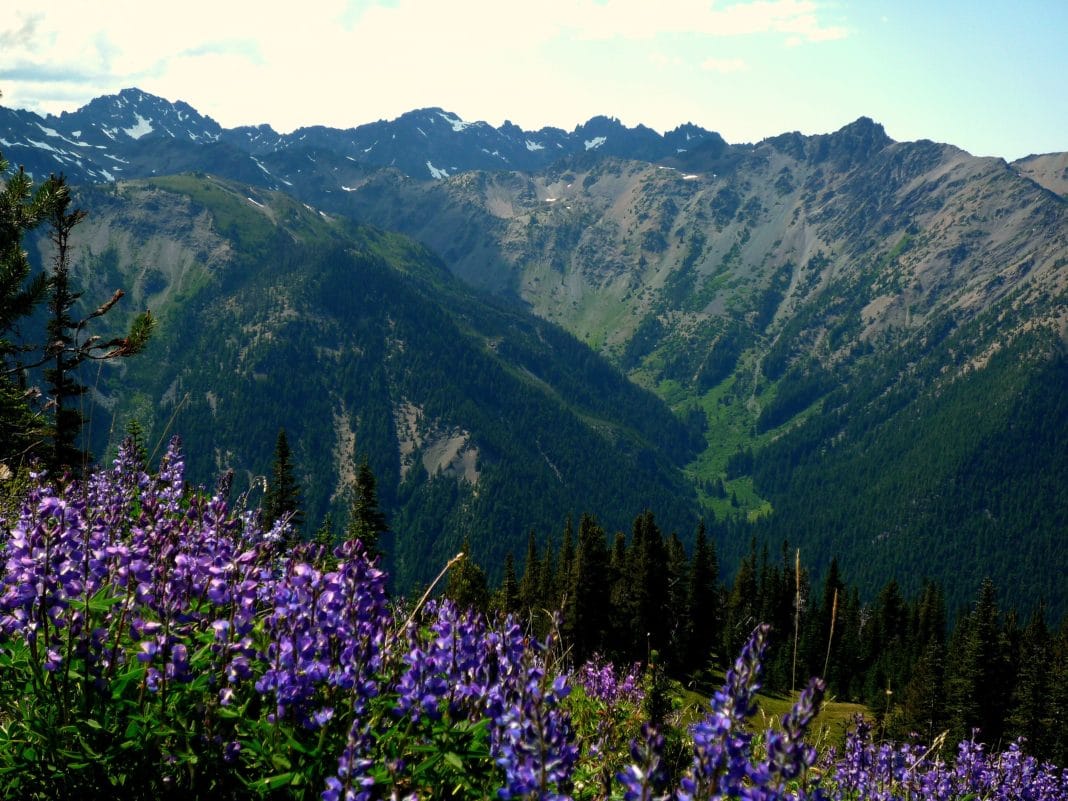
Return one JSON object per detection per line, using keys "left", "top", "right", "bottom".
{"left": 1, "top": 0, "right": 845, "bottom": 131}
{"left": 701, "top": 57, "right": 748, "bottom": 73}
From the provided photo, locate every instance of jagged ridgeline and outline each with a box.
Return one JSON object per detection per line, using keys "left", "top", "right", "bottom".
{"left": 70, "top": 175, "right": 702, "bottom": 591}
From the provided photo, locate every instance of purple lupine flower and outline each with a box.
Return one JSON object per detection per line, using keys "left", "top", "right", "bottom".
{"left": 617, "top": 723, "right": 669, "bottom": 801}
{"left": 577, "top": 654, "right": 645, "bottom": 706}
{"left": 675, "top": 624, "right": 769, "bottom": 801}
{"left": 763, "top": 676, "right": 825, "bottom": 783}
{"left": 490, "top": 631, "right": 577, "bottom": 801}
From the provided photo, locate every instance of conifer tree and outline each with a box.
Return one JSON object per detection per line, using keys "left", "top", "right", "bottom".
{"left": 518, "top": 530, "right": 541, "bottom": 617}
{"left": 946, "top": 578, "right": 1008, "bottom": 744}
{"left": 566, "top": 514, "right": 611, "bottom": 664}
{"left": 445, "top": 536, "right": 489, "bottom": 613}
{"left": 902, "top": 640, "right": 947, "bottom": 742}
{"left": 627, "top": 510, "right": 669, "bottom": 659}
{"left": 536, "top": 533, "right": 558, "bottom": 633}
{"left": 43, "top": 189, "right": 88, "bottom": 472}
{"left": 494, "top": 553, "right": 521, "bottom": 618}
{"left": 0, "top": 164, "right": 151, "bottom": 471}
{"left": 263, "top": 428, "right": 303, "bottom": 540}
{"left": 686, "top": 519, "right": 720, "bottom": 672}
{"left": 898, "top": 579, "right": 948, "bottom": 740}
{"left": 43, "top": 179, "right": 152, "bottom": 473}
{"left": 346, "top": 458, "right": 389, "bottom": 558}
{"left": 665, "top": 531, "right": 689, "bottom": 669}
{"left": 803, "top": 557, "right": 843, "bottom": 684}
{"left": 1006, "top": 605, "right": 1052, "bottom": 757}
{"left": 1050, "top": 619, "right": 1068, "bottom": 766}
{"left": 0, "top": 156, "right": 57, "bottom": 465}
{"left": 554, "top": 517, "right": 575, "bottom": 609}
{"left": 608, "top": 530, "right": 630, "bottom": 653}
{"left": 723, "top": 540, "right": 759, "bottom": 661}
{"left": 124, "top": 418, "right": 149, "bottom": 467}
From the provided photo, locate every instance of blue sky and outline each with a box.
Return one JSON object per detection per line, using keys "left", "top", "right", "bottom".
{"left": 1, "top": 0, "right": 1064, "bottom": 160}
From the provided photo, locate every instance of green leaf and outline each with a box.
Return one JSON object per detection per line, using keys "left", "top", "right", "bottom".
{"left": 444, "top": 751, "right": 464, "bottom": 770}
{"left": 251, "top": 772, "right": 296, "bottom": 792}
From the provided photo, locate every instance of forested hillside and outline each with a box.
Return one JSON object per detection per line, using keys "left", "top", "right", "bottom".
{"left": 61, "top": 175, "right": 701, "bottom": 591}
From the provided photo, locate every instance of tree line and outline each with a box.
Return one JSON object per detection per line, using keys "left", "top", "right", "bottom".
{"left": 442, "top": 512, "right": 1068, "bottom": 766}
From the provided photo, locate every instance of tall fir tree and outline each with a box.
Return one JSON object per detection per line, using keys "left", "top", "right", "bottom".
{"left": 901, "top": 640, "right": 947, "bottom": 742}
{"left": 723, "top": 539, "right": 760, "bottom": 662}
{"left": 263, "top": 428, "right": 303, "bottom": 541}
{"left": 554, "top": 517, "right": 575, "bottom": 610}
{"left": 494, "top": 552, "right": 521, "bottom": 618}
{"left": 685, "top": 519, "right": 721, "bottom": 673}
{"left": 566, "top": 514, "right": 611, "bottom": 664}
{"left": 665, "top": 531, "right": 690, "bottom": 669}
{"left": 346, "top": 458, "right": 389, "bottom": 558}
{"left": 0, "top": 157, "right": 56, "bottom": 466}
{"left": 1006, "top": 605, "right": 1052, "bottom": 758}
{"left": 43, "top": 186, "right": 88, "bottom": 473}
{"left": 627, "top": 510, "right": 669, "bottom": 660}
{"left": 1050, "top": 618, "right": 1068, "bottom": 766}
{"left": 946, "top": 578, "right": 1009, "bottom": 745}
{"left": 518, "top": 530, "right": 541, "bottom": 618}
{"left": 444, "top": 536, "right": 490, "bottom": 613}
{"left": 0, "top": 165, "right": 150, "bottom": 470}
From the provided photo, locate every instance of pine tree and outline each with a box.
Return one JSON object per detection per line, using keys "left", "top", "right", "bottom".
{"left": 899, "top": 580, "right": 947, "bottom": 740}
{"left": 627, "top": 510, "right": 669, "bottom": 660}
{"left": 686, "top": 519, "right": 720, "bottom": 672}
{"left": 1050, "top": 618, "right": 1068, "bottom": 766}
{"left": 494, "top": 553, "right": 521, "bottom": 618}
{"left": 665, "top": 532, "right": 690, "bottom": 670}
{"left": 445, "top": 537, "right": 489, "bottom": 613}
{"left": 41, "top": 178, "right": 152, "bottom": 474}
{"left": 124, "top": 418, "right": 149, "bottom": 467}
{"left": 0, "top": 164, "right": 150, "bottom": 469}
{"left": 537, "top": 533, "right": 558, "bottom": 633}
{"left": 518, "top": 530, "right": 541, "bottom": 617}
{"left": 0, "top": 158, "right": 54, "bottom": 466}
{"left": 346, "top": 458, "right": 389, "bottom": 558}
{"left": 43, "top": 188, "right": 88, "bottom": 472}
{"left": 1006, "top": 606, "right": 1052, "bottom": 757}
{"left": 566, "top": 514, "right": 611, "bottom": 664}
{"left": 313, "top": 513, "right": 338, "bottom": 569}
{"left": 263, "top": 428, "right": 303, "bottom": 541}
{"left": 554, "top": 517, "right": 575, "bottom": 609}
{"left": 946, "top": 578, "right": 1008, "bottom": 744}
{"left": 723, "top": 540, "right": 759, "bottom": 663}
{"left": 902, "top": 640, "right": 946, "bottom": 743}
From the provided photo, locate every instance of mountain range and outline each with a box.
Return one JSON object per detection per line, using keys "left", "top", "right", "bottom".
{"left": 3, "top": 88, "right": 1066, "bottom": 612}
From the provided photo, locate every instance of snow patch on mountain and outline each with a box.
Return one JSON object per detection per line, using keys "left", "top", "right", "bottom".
{"left": 525, "top": 140, "right": 544, "bottom": 152}
{"left": 426, "top": 161, "right": 449, "bottom": 180}
{"left": 438, "top": 112, "right": 472, "bottom": 133}
{"left": 584, "top": 136, "right": 607, "bottom": 151}
{"left": 123, "top": 114, "right": 154, "bottom": 140}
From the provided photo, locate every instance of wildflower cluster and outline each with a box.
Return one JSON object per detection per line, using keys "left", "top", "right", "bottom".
{"left": 820, "top": 718, "right": 1068, "bottom": 801}
{"left": 0, "top": 439, "right": 575, "bottom": 799}
{"left": 0, "top": 440, "right": 1065, "bottom": 800}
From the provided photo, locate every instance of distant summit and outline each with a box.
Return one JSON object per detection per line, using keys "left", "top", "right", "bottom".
{"left": 1, "top": 88, "right": 725, "bottom": 183}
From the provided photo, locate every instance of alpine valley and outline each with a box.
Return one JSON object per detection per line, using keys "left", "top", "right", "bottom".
{"left": 3, "top": 88, "right": 1065, "bottom": 611}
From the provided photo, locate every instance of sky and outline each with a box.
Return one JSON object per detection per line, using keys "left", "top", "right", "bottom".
{"left": 1, "top": 0, "right": 1065, "bottom": 161}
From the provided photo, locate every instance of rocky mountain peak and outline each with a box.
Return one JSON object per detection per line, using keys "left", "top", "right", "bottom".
{"left": 47, "top": 86, "right": 223, "bottom": 148}
{"left": 809, "top": 116, "right": 893, "bottom": 168}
